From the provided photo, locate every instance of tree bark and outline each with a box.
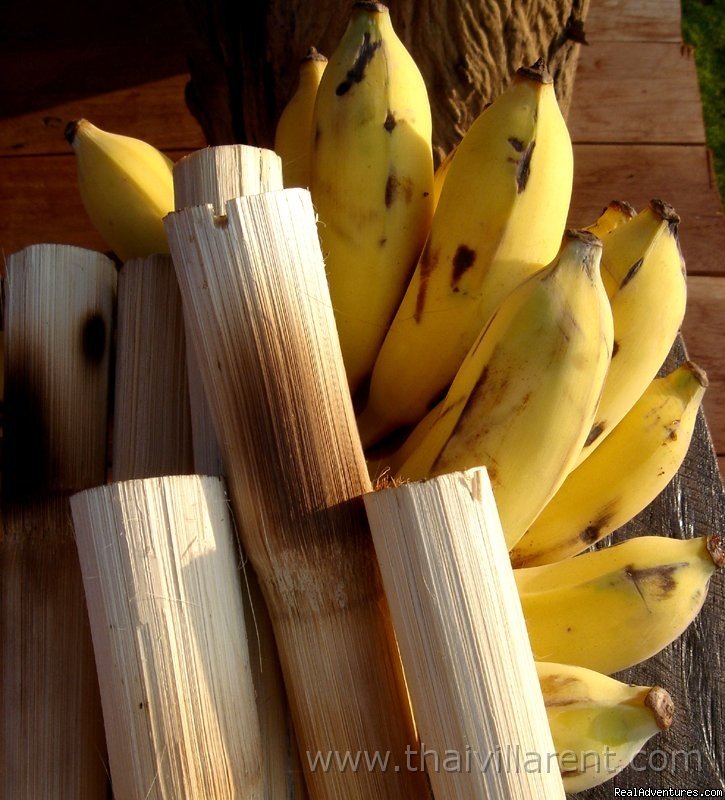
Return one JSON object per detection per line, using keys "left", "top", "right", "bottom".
{"left": 183, "top": 0, "right": 589, "bottom": 162}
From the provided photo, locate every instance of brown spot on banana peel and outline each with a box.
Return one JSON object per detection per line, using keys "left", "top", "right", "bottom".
{"left": 508, "top": 136, "right": 525, "bottom": 152}
{"left": 612, "top": 339, "right": 620, "bottom": 358}
{"left": 624, "top": 562, "right": 689, "bottom": 607}
{"left": 451, "top": 245, "right": 476, "bottom": 286}
{"left": 516, "top": 141, "right": 535, "bottom": 193}
{"left": 336, "top": 33, "right": 382, "bottom": 96}
{"left": 385, "top": 174, "right": 413, "bottom": 208}
{"left": 645, "top": 687, "right": 675, "bottom": 731}
{"left": 580, "top": 512, "right": 614, "bottom": 545}
{"left": 415, "top": 241, "right": 437, "bottom": 322}
{"left": 585, "top": 421, "right": 605, "bottom": 447}
{"left": 384, "top": 110, "right": 396, "bottom": 132}
{"left": 620, "top": 257, "right": 644, "bottom": 289}
{"left": 538, "top": 674, "right": 583, "bottom": 707}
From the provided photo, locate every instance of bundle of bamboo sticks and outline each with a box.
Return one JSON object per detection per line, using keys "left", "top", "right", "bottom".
{"left": 0, "top": 145, "right": 564, "bottom": 799}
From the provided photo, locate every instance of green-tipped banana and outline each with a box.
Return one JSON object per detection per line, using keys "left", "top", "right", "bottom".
{"left": 516, "top": 534, "right": 724, "bottom": 675}
{"left": 65, "top": 119, "right": 174, "bottom": 261}
{"left": 538, "top": 662, "right": 673, "bottom": 793}
{"left": 358, "top": 59, "right": 573, "bottom": 446}
{"left": 274, "top": 47, "right": 328, "bottom": 188}
{"left": 584, "top": 200, "right": 636, "bottom": 239}
{"left": 310, "top": 2, "right": 434, "bottom": 394}
{"left": 576, "top": 199, "right": 687, "bottom": 464}
{"left": 511, "top": 362, "right": 708, "bottom": 567}
{"left": 396, "top": 230, "right": 613, "bottom": 549}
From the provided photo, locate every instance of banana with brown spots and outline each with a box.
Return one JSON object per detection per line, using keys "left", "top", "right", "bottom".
{"left": 511, "top": 361, "right": 707, "bottom": 567}
{"left": 309, "top": 2, "right": 434, "bottom": 395}
{"left": 573, "top": 199, "right": 687, "bottom": 466}
{"left": 357, "top": 59, "right": 573, "bottom": 446}
{"left": 274, "top": 47, "right": 328, "bottom": 189}
{"left": 537, "top": 661, "right": 674, "bottom": 793}
{"left": 393, "top": 230, "right": 613, "bottom": 550}
{"left": 516, "top": 534, "right": 724, "bottom": 675}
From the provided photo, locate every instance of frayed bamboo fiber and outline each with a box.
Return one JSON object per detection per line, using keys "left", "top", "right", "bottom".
{"left": 174, "top": 144, "right": 301, "bottom": 799}
{"left": 164, "top": 188, "right": 427, "bottom": 799}
{"left": 173, "top": 144, "right": 284, "bottom": 477}
{"left": 112, "top": 255, "right": 193, "bottom": 481}
{"left": 364, "top": 468, "right": 567, "bottom": 799}
{"left": 1, "top": 243, "right": 116, "bottom": 798}
{"left": 70, "top": 475, "right": 263, "bottom": 799}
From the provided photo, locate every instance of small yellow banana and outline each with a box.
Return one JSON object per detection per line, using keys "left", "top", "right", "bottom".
{"left": 310, "top": 1, "right": 434, "bottom": 394}
{"left": 584, "top": 199, "right": 636, "bottom": 238}
{"left": 274, "top": 47, "right": 328, "bottom": 188}
{"left": 396, "top": 230, "right": 613, "bottom": 549}
{"left": 576, "top": 199, "right": 687, "bottom": 464}
{"left": 538, "top": 662, "right": 673, "bottom": 793}
{"left": 357, "top": 59, "right": 573, "bottom": 446}
{"left": 511, "top": 362, "right": 708, "bottom": 567}
{"left": 516, "top": 534, "right": 724, "bottom": 675}
{"left": 65, "top": 119, "right": 174, "bottom": 261}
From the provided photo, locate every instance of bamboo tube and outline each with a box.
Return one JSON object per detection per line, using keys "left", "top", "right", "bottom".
{"left": 364, "top": 468, "right": 567, "bottom": 799}
{"left": 173, "top": 144, "right": 284, "bottom": 477}
{"left": 1, "top": 244, "right": 116, "bottom": 799}
{"left": 165, "top": 188, "right": 427, "bottom": 799}
{"left": 112, "top": 255, "right": 193, "bottom": 481}
{"left": 70, "top": 475, "right": 264, "bottom": 800}
{"left": 174, "top": 145, "right": 300, "bottom": 799}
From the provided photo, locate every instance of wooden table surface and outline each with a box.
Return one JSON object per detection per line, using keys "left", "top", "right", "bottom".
{"left": 1, "top": 0, "right": 723, "bottom": 795}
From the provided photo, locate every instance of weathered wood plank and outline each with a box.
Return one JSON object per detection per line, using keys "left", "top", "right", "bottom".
{"left": 682, "top": 276, "right": 725, "bottom": 458}
{"left": 570, "top": 144, "right": 725, "bottom": 276}
{"left": 584, "top": 0, "right": 682, "bottom": 42}
{"left": 568, "top": 42, "right": 705, "bottom": 144}
{"left": 0, "top": 70, "right": 205, "bottom": 156}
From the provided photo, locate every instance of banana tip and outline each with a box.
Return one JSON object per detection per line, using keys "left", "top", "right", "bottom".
{"left": 64, "top": 119, "right": 80, "bottom": 146}
{"left": 706, "top": 534, "right": 725, "bottom": 569}
{"left": 517, "top": 58, "right": 553, "bottom": 85}
{"left": 353, "top": 1, "right": 388, "bottom": 13}
{"left": 650, "top": 199, "right": 680, "bottom": 234}
{"left": 645, "top": 687, "right": 675, "bottom": 731}
{"left": 683, "top": 361, "right": 709, "bottom": 389}
{"left": 303, "top": 46, "right": 328, "bottom": 63}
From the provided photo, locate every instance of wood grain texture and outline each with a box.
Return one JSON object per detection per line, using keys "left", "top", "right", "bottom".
{"left": 568, "top": 42, "right": 705, "bottom": 144}
{"left": 112, "top": 255, "right": 194, "bottom": 481}
{"left": 574, "top": 338, "right": 725, "bottom": 797}
{"left": 570, "top": 145, "right": 725, "bottom": 276}
{"left": 584, "top": 0, "right": 681, "bottom": 42}
{"left": 71, "top": 475, "right": 264, "bottom": 800}
{"left": 365, "top": 469, "right": 565, "bottom": 800}
{"left": 1, "top": 244, "right": 116, "bottom": 798}
{"left": 682, "top": 277, "right": 725, "bottom": 458}
{"left": 165, "top": 188, "right": 428, "bottom": 799}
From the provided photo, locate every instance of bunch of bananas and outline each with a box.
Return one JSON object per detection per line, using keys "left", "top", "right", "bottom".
{"left": 62, "top": 2, "right": 722, "bottom": 791}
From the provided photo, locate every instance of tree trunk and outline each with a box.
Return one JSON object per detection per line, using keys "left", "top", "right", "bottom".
{"left": 183, "top": 0, "right": 589, "bottom": 162}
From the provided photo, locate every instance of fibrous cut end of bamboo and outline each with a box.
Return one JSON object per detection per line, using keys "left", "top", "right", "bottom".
{"left": 1, "top": 243, "right": 116, "bottom": 799}
{"left": 364, "top": 467, "right": 566, "bottom": 800}
{"left": 71, "top": 474, "right": 264, "bottom": 800}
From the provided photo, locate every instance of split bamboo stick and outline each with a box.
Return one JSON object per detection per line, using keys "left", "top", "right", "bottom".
{"left": 112, "top": 254, "right": 193, "bottom": 481}
{"left": 164, "top": 187, "right": 427, "bottom": 799}
{"left": 174, "top": 144, "right": 301, "bottom": 799}
{"left": 70, "top": 474, "right": 264, "bottom": 800}
{"left": 0, "top": 243, "right": 116, "bottom": 798}
{"left": 364, "top": 468, "right": 567, "bottom": 799}
{"left": 173, "top": 144, "right": 284, "bottom": 477}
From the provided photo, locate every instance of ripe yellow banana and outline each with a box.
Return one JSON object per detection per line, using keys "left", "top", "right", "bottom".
{"left": 538, "top": 661, "right": 673, "bottom": 793}
{"left": 274, "top": 47, "right": 328, "bottom": 188}
{"left": 576, "top": 199, "right": 687, "bottom": 464}
{"left": 310, "top": 1, "right": 434, "bottom": 395}
{"left": 584, "top": 199, "right": 636, "bottom": 238}
{"left": 511, "top": 361, "right": 708, "bottom": 567}
{"left": 396, "top": 230, "right": 613, "bottom": 549}
{"left": 357, "top": 59, "right": 573, "bottom": 446}
{"left": 517, "top": 534, "right": 724, "bottom": 675}
{"left": 65, "top": 119, "right": 174, "bottom": 261}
